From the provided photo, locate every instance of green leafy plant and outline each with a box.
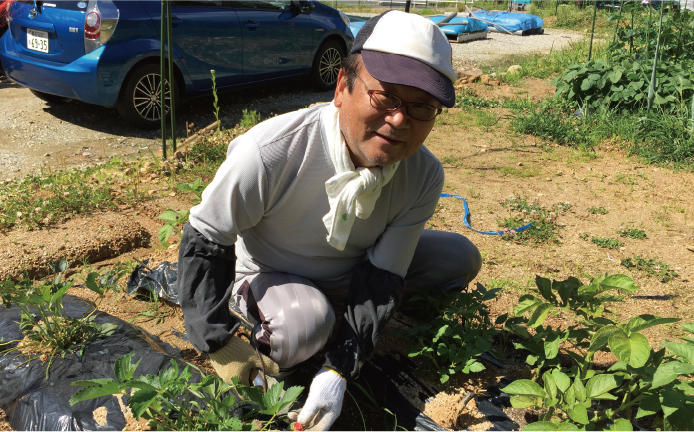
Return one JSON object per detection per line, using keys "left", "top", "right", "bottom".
{"left": 211, "top": 70, "right": 221, "bottom": 132}
{"left": 69, "top": 353, "right": 303, "bottom": 431}
{"left": 398, "top": 283, "right": 499, "bottom": 383}
{"left": 81, "top": 262, "right": 129, "bottom": 298}
{"left": 621, "top": 256, "right": 678, "bottom": 282}
{"left": 617, "top": 227, "right": 647, "bottom": 239}
{"left": 129, "top": 288, "right": 174, "bottom": 326}
{"left": 455, "top": 88, "right": 502, "bottom": 110}
{"left": 499, "top": 197, "right": 572, "bottom": 244}
{"left": 500, "top": 273, "right": 693, "bottom": 430}
{"left": 158, "top": 179, "right": 206, "bottom": 246}
{"left": 0, "top": 259, "right": 118, "bottom": 378}
{"left": 240, "top": 109, "right": 262, "bottom": 129}
{"left": 583, "top": 235, "right": 624, "bottom": 250}
{"left": 587, "top": 206, "right": 609, "bottom": 215}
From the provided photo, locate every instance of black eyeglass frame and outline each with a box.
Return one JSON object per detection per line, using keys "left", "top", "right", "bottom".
{"left": 357, "top": 75, "right": 443, "bottom": 122}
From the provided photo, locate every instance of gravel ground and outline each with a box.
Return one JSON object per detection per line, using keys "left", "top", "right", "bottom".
{"left": 0, "top": 26, "right": 584, "bottom": 182}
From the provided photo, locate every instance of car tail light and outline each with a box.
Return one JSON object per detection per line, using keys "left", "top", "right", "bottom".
{"left": 84, "top": 0, "right": 119, "bottom": 54}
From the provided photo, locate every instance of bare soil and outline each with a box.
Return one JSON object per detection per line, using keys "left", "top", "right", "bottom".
{"left": 1, "top": 78, "right": 693, "bottom": 430}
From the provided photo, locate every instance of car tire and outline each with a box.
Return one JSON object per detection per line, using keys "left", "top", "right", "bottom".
{"left": 31, "top": 89, "right": 68, "bottom": 104}
{"left": 117, "top": 63, "right": 179, "bottom": 130}
{"left": 310, "top": 40, "right": 344, "bottom": 92}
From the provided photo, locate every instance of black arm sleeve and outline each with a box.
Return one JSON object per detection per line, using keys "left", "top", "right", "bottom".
{"left": 323, "top": 259, "right": 406, "bottom": 380}
{"left": 177, "top": 222, "right": 240, "bottom": 354}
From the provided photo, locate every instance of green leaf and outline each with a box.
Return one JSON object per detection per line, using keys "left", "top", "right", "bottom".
{"left": 557, "top": 422, "right": 580, "bottom": 431}
{"left": 652, "top": 361, "right": 694, "bottom": 388}
{"left": 552, "top": 370, "right": 571, "bottom": 393}
{"left": 524, "top": 421, "right": 557, "bottom": 431}
{"left": 528, "top": 303, "right": 552, "bottom": 328}
{"left": 608, "top": 70, "right": 623, "bottom": 84}
{"left": 469, "top": 361, "right": 486, "bottom": 373}
{"left": 536, "top": 276, "right": 555, "bottom": 302}
{"left": 599, "top": 274, "right": 639, "bottom": 292}
{"left": 85, "top": 272, "right": 100, "bottom": 293}
{"left": 69, "top": 379, "right": 121, "bottom": 405}
{"left": 157, "top": 209, "right": 181, "bottom": 223}
{"left": 580, "top": 78, "right": 595, "bottom": 92}
{"left": 279, "top": 385, "right": 304, "bottom": 412}
{"left": 662, "top": 341, "right": 694, "bottom": 364}
{"left": 606, "top": 418, "right": 632, "bottom": 431}
{"left": 609, "top": 330, "right": 651, "bottom": 368}
{"left": 510, "top": 395, "right": 538, "bottom": 409}
{"left": 129, "top": 389, "right": 159, "bottom": 419}
{"left": 158, "top": 225, "right": 174, "bottom": 246}
{"left": 585, "top": 374, "right": 619, "bottom": 398}
{"left": 628, "top": 315, "right": 680, "bottom": 334}
{"left": 659, "top": 387, "right": 685, "bottom": 417}
{"left": 544, "top": 333, "right": 560, "bottom": 360}
{"left": 515, "top": 295, "right": 543, "bottom": 315}
{"left": 114, "top": 354, "right": 140, "bottom": 384}
{"left": 568, "top": 405, "right": 589, "bottom": 425}
{"left": 590, "top": 325, "right": 619, "bottom": 352}
{"left": 502, "top": 379, "right": 546, "bottom": 398}
{"left": 572, "top": 376, "right": 586, "bottom": 402}
{"left": 543, "top": 371, "right": 557, "bottom": 399}
{"left": 635, "top": 392, "right": 661, "bottom": 419}
{"left": 261, "top": 382, "right": 284, "bottom": 413}
{"left": 681, "top": 323, "right": 694, "bottom": 335}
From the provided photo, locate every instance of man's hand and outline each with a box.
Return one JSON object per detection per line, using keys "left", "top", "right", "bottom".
{"left": 208, "top": 337, "right": 279, "bottom": 385}
{"left": 288, "top": 367, "right": 347, "bottom": 431}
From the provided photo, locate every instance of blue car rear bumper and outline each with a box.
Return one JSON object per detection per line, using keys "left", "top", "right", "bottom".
{"left": 0, "top": 32, "right": 117, "bottom": 106}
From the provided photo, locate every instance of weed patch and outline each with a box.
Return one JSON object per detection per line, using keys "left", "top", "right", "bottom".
{"left": 587, "top": 206, "right": 609, "bottom": 215}
{"left": 499, "top": 197, "right": 572, "bottom": 244}
{"left": 581, "top": 234, "right": 624, "bottom": 249}
{"left": 455, "top": 88, "right": 502, "bottom": 110}
{"left": 617, "top": 227, "right": 647, "bottom": 239}
{"left": 621, "top": 256, "right": 678, "bottom": 283}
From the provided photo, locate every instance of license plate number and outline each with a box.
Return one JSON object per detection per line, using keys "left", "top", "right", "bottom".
{"left": 27, "top": 29, "right": 49, "bottom": 53}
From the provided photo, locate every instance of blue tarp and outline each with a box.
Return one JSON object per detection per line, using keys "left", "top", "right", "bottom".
{"left": 427, "top": 15, "right": 489, "bottom": 36}
{"left": 347, "top": 15, "right": 367, "bottom": 37}
{"left": 472, "top": 9, "right": 543, "bottom": 32}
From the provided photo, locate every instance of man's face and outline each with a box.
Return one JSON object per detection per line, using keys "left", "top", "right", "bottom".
{"left": 333, "top": 62, "right": 440, "bottom": 168}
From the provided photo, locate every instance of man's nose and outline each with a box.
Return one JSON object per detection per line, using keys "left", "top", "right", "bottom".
{"left": 384, "top": 107, "right": 409, "bottom": 128}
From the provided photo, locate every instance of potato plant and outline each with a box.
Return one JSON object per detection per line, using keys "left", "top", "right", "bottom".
{"left": 499, "top": 274, "right": 693, "bottom": 430}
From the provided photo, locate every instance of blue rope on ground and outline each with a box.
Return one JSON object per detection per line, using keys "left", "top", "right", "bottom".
{"left": 440, "top": 193, "right": 534, "bottom": 236}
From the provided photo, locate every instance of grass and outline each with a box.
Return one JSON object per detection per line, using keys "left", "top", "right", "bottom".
{"left": 499, "top": 166, "right": 539, "bottom": 178}
{"left": 617, "top": 227, "right": 648, "bottom": 239}
{"left": 621, "top": 256, "right": 678, "bottom": 283}
{"left": 455, "top": 88, "right": 502, "bottom": 110}
{"left": 499, "top": 197, "right": 572, "bottom": 244}
{"left": 0, "top": 127, "right": 239, "bottom": 232}
{"left": 587, "top": 206, "right": 609, "bottom": 215}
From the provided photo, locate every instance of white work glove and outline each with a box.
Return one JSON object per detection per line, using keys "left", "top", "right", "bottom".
{"left": 288, "top": 367, "right": 347, "bottom": 431}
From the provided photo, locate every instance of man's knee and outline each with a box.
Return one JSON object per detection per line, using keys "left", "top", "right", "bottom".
{"left": 236, "top": 273, "right": 336, "bottom": 368}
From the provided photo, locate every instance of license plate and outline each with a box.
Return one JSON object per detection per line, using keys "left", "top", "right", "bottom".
{"left": 27, "top": 28, "right": 49, "bottom": 53}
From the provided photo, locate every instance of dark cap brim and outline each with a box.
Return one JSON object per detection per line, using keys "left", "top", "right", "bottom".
{"left": 361, "top": 50, "right": 455, "bottom": 108}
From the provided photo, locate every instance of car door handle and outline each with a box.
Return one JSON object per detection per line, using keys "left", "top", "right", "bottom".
{"left": 243, "top": 20, "right": 260, "bottom": 30}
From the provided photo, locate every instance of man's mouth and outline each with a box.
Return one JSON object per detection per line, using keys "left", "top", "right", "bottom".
{"left": 374, "top": 132, "right": 403, "bottom": 145}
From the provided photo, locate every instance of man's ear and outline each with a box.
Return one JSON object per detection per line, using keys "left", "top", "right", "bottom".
{"left": 333, "top": 68, "right": 348, "bottom": 108}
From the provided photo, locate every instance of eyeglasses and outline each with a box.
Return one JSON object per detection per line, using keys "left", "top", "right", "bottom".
{"left": 357, "top": 75, "right": 442, "bottom": 122}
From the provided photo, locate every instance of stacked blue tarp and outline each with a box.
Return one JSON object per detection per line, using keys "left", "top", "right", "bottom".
{"left": 473, "top": 9, "right": 544, "bottom": 34}
{"left": 347, "top": 15, "right": 368, "bottom": 37}
{"left": 427, "top": 15, "right": 489, "bottom": 37}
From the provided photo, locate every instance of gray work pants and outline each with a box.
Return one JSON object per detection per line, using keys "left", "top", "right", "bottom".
{"left": 233, "top": 229, "right": 481, "bottom": 369}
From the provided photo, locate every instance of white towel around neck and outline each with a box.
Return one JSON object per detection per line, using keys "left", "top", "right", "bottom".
{"left": 321, "top": 102, "right": 400, "bottom": 251}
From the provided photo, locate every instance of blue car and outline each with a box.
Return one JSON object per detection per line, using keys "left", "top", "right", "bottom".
{"left": 0, "top": 0, "right": 353, "bottom": 129}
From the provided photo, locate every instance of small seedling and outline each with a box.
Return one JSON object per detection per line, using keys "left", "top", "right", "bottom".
{"left": 240, "top": 109, "right": 262, "bottom": 129}
{"left": 587, "top": 206, "right": 609, "bottom": 215}
{"left": 617, "top": 227, "right": 648, "bottom": 239}
{"left": 499, "top": 197, "right": 571, "bottom": 244}
{"left": 582, "top": 235, "right": 624, "bottom": 250}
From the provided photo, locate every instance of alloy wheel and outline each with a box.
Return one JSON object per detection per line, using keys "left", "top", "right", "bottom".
{"left": 319, "top": 47, "right": 341, "bottom": 86}
{"left": 132, "top": 73, "right": 170, "bottom": 121}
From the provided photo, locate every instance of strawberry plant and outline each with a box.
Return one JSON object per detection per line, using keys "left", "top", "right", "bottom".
{"left": 499, "top": 273, "right": 693, "bottom": 430}
{"left": 70, "top": 353, "right": 303, "bottom": 431}
{"left": 398, "top": 283, "right": 499, "bottom": 383}
{"left": 0, "top": 259, "right": 119, "bottom": 378}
